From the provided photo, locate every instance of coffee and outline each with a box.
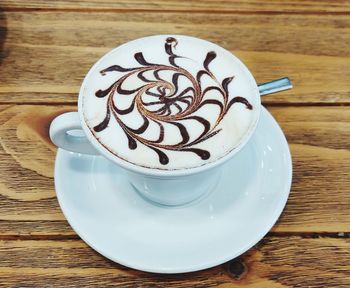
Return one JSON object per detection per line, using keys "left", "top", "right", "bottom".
{"left": 81, "top": 35, "right": 260, "bottom": 170}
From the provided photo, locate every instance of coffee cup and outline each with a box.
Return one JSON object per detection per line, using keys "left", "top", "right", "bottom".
{"left": 50, "top": 35, "right": 261, "bottom": 206}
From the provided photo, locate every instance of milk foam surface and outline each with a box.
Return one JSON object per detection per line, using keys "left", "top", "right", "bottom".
{"left": 81, "top": 35, "right": 260, "bottom": 170}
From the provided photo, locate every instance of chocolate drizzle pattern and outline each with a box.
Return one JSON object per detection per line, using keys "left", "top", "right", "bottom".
{"left": 93, "top": 37, "right": 253, "bottom": 165}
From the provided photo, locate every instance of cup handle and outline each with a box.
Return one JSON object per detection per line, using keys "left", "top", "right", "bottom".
{"left": 49, "top": 112, "right": 99, "bottom": 155}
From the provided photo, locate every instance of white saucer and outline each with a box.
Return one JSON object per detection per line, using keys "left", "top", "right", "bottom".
{"left": 54, "top": 107, "right": 292, "bottom": 274}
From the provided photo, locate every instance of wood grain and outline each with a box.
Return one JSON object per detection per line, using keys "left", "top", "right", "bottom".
{"left": 269, "top": 107, "right": 350, "bottom": 232}
{"left": 0, "top": 0, "right": 349, "bottom": 284}
{"left": 0, "top": 0, "right": 350, "bottom": 288}
{"left": 2, "top": 0, "right": 350, "bottom": 13}
{"left": 0, "top": 12, "right": 350, "bottom": 104}
{"left": 0, "top": 237, "right": 349, "bottom": 286}
{"left": 0, "top": 105, "right": 349, "bottom": 235}
{"left": 0, "top": 105, "right": 73, "bottom": 223}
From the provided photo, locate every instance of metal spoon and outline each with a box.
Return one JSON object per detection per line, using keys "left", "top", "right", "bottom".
{"left": 258, "top": 77, "right": 292, "bottom": 96}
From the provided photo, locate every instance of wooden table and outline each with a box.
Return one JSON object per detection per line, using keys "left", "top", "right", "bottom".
{"left": 0, "top": 1, "right": 349, "bottom": 286}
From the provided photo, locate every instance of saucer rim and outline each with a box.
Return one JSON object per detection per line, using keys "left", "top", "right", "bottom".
{"left": 54, "top": 106, "right": 292, "bottom": 274}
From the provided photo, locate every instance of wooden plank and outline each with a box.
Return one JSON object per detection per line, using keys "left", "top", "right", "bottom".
{"left": 0, "top": 105, "right": 349, "bottom": 235}
{"left": 0, "top": 237, "right": 349, "bottom": 286}
{"left": 269, "top": 107, "right": 350, "bottom": 232}
{"left": 1, "top": 0, "right": 350, "bottom": 13}
{"left": 1, "top": 12, "right": 350, "bottom": 104}
{"left": 0, "top": 105, "right": 73, "bottom": 224}
{"left": 0, "top": 220, "right": 74, "bottom": 237}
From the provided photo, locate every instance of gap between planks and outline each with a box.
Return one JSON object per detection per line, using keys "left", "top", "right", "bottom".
{"left": 1, "top": 7, "right": 350, "bottom": 15}
{"left": 1, "top": 102, "right": 350, "bottom": 107}
{"left": 0, "top": 232, "right": 348, "bottom": 241}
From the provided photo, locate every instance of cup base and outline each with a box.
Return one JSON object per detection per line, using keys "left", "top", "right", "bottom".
{"left": 130, "top": 171, "right": 222, "bottom": 207}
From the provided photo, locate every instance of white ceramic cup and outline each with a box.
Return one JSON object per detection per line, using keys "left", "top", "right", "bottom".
{"left": 49, "top": 35, "right": 261, "bottom": 206}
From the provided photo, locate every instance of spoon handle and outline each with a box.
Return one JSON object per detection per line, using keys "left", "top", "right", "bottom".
{"left": 258, "top": 77, "right": 293, "bottom": 96}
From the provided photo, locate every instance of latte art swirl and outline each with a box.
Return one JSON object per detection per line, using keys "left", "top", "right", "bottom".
{"left": 92, "top": 37, "right": 253, "bottom": 165}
